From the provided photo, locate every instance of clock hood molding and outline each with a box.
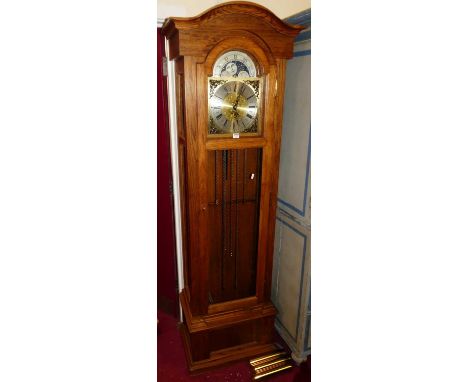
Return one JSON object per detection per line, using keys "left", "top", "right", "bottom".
{"left": 161, "top": 1, "right": 303, "bottom": 60}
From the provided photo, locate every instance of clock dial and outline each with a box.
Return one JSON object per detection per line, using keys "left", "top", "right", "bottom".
{"left": 213, "top": 51, "right": 257, "bottom": 78}
{"left": 209, "top": 79, "right": 259, "bottom": 134}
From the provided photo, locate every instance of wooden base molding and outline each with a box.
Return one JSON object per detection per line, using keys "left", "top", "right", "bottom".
{"left": 179, "top": 289, "right": 279, "bottom": 374}
{"left": 180, "top": 323, "right": 278, "bottom": 374}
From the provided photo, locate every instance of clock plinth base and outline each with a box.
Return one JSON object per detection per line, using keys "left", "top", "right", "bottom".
{"left": 179, "top": 323, "right": 278, "bottom": 374}
{"left": 179, "top": 289, "right": 278, "bottom": 374}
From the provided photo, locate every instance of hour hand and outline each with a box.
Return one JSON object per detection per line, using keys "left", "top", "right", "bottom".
{"left": 233, "top": 93, "right": 241, "bottom": 109}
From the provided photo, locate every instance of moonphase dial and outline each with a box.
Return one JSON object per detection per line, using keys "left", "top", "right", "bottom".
{"left": 213, "top": 51, "right": 257, "bottom": 78}
{"left": 209, "top": 80, "right": 259, "bottom": 134}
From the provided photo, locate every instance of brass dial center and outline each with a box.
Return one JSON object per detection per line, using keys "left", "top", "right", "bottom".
{"left": 222, "top": 92, "right": 248, "bottom": 121}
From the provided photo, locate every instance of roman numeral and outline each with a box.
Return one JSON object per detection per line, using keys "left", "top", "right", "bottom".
{"left": 216, "top": 114, "right": 223, "bottom": 120}
{"left": 246, "top": 114, "right": 253, "bottom": 119}
{"left": 247, "top": 94, "right": 255, "bottom": 100}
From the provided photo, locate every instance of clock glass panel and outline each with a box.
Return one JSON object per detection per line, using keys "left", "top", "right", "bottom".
{"left": 207, "top": 148, "right": 262, "bottom": 303}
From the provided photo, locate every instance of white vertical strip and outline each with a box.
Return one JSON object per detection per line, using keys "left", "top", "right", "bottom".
{"left": 164, "top": 37, "right": 184, "bottom": 321}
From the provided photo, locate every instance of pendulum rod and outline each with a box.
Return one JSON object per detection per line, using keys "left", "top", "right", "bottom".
{"left": 234, "top": 149, "right": 239, "bottom": 291}
{"left": 221, "top": 150, "right": 227, "bottom": 291}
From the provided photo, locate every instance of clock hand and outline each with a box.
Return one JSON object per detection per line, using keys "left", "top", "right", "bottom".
{"left": 232, "top": 93, "right": 241, "bottom": 111}
{"left": 232, "top": 96, "right": 242, "bottom": 119}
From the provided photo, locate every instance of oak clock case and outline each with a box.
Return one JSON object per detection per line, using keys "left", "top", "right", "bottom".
{"left": 162, "top": 2, "right": 302, "bottom": 373}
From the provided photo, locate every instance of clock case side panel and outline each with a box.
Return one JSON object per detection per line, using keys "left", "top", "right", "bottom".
{"left": 174, "top": 58, "right": 193, "bottom": 301}
{"left": 263, "top": 58, "right": 289, "bottom": 299}
{"left": 185, "top": 55, "right": 210, "bottom": 316}
{"left": 163, "top": 30, "right": 211, "bottom": 317}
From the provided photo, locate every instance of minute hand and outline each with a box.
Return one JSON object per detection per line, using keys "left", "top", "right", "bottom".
{"left": 233, "top": 94, "right": 241, "bottom": 110}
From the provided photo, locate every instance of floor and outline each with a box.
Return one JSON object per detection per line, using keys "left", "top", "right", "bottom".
{"left": 157, "top": 310, "right": 310, "bottom": 381}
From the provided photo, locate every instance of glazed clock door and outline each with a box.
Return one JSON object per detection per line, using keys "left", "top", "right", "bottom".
{"left": 206, "top": 50, "right": 264, "bottom": 304}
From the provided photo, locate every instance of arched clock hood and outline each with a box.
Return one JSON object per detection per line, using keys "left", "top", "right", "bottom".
{"left": 162, "top": 1, "right": 303, "bottom": 60}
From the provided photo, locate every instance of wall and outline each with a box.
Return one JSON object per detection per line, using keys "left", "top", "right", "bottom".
{"left": 271, "top": 10, "right": 311, "bottom": 363}
{"left": 157, "top": 0, "right": 311, "bottom": 21}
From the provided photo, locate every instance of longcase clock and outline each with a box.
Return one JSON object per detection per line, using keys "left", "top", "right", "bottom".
{"left": 162, "top": 2, "right": 303, "bottom": 373}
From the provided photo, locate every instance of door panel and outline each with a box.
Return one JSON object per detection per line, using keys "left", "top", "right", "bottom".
{"left": 207, "top": 148, "right": 262, "bottom": 303}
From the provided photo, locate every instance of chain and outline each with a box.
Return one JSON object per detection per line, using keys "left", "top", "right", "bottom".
{"left": 229, "top": 150, "right": 234, "bottom": 260}
{"left": 221, "top": 150, "right": 227, "bottom": 291}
